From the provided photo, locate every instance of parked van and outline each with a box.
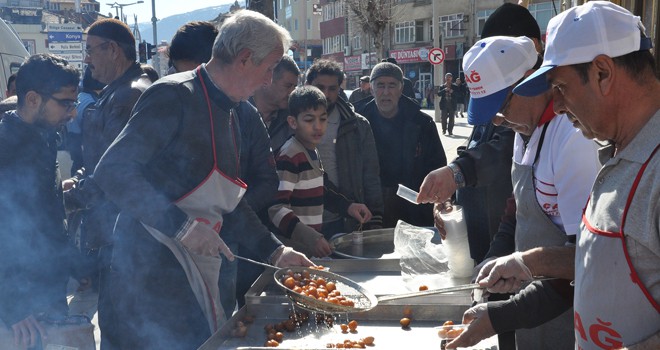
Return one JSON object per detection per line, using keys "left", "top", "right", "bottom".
{"left": 0, "top": 19, "right": 29, "bottom": 99}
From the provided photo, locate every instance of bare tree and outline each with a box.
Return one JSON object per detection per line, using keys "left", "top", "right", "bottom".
{"left": 346, "top": 0, "right": 395, "bottom": 60}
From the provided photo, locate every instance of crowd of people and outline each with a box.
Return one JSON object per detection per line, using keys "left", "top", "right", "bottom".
{"left": 0, "top": 1, "right": 657, "bottom": 349}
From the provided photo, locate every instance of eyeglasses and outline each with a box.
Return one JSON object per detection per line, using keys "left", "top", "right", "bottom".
{"left": 498, "top": 88, "right": 515, "bottom": 114}
{"left": 498, "top": 77, "right": 527, "bottom": 114}
{"left": 46, "top": 95, "right": 79, "bottom": 112}
{"left": 85, "top": 41, "right": 110, "bottom": 56}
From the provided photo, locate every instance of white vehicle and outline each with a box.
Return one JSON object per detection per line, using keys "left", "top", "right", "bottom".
{"left": 0, "top": 19, "right": 29, "bottom": 99}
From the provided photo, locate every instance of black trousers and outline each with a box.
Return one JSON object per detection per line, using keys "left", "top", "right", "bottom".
{"left": 441, "top": 108, "right": 455, "bottom": 133}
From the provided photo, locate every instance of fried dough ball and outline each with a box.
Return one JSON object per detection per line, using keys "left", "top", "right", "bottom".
{"left": 362, "top": 336, "right": 375, "bottom": 345}
{"left": 419, "top": 285, "right": 429, "bottom": 291}
{"left": 400, "top": 317, "right": 411, "bottom": 328}
{"left": 348, "top": 320, "right": 358, "bottom": 331}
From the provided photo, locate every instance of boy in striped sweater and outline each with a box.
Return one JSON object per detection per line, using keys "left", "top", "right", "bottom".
{"left": 269, "top": 86, "right": 372, "bottom": 257}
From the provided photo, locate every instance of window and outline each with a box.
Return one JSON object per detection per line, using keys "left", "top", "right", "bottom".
{"left": 352, "top": 34, "right": 361, "bottom": 50}
{"left": 307, "top": 18, "right": 311, "bottom": 30}
{"left": 476, "top": 9, "right": 495, "bottom": 37}
{"left": 440, "top": 13, "right": 464, "bottom": 38}
{"left": 528, "top": 2, "right": 553, "bottom": 32}
{"left": 415, "top": 20, "right": 425, "bottom": 42}
{"left": 395, "top": 21, "right": 415, "bottom": 44}
{"left": 294, "top": 19, "right": 298, "bottom": 31}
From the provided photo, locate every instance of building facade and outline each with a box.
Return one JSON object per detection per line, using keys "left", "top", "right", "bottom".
{"left": 275, "top": 0, "right": 323, "bottom": 73}
{"left": 322, "top": 0, "right": 658, "bottom": 91}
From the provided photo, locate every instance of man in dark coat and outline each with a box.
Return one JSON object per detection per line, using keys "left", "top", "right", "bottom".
{"left": 0, "top": 54, "right": 82, "bottom": 349}
{"left": 356, "top": 62, "right": 446, "bottom": 227}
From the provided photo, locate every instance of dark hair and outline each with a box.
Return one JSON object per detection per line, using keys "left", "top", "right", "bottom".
{"left": 274, "top": 55, "right": 300, "bottom": 81}
{"left": 7, "top": 73, "right": 16, "bottom": 89}
{"left": 481, "top": 3, "right": 541, "bottom": 40}
{"left": 81, "top": 66, "right": 105, "bottom": 93}
{"left": 571, "top": 49, "right": 656, "bottom": 85}
{"left": 88, "top": 18, "right": 136, "bottom": 61}
{"left": 288, "top": 86, "right": 327, "bottom": 118}
{"left": 168, "top": 21, "right": 218, "bottom": 65}
{"left": 141, "top": 64, "right": 159, "bottom": 83}
{"left": 15, "top": 54, "right": 80, "bottom": 107}
{"left": 305, "top": 59, "right": 343, "bottom": 85}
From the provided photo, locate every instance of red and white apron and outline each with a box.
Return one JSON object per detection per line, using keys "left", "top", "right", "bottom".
{"left": 575, "top": 145, "right": 660, "bottom": 349}
{"left": 141, "top": 67, "right": 246, "bottom": 334}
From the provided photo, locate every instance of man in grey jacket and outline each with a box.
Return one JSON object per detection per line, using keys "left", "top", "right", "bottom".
{"left": 306, "top": 59, "right": 384, "bottom": 236}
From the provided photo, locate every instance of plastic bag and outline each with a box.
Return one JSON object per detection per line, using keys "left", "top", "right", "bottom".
{"left": 394, "top": 220, "right": 449, "bottom": 290}
{"left": 393, "top": 216, "right": 474, "bottom": 291}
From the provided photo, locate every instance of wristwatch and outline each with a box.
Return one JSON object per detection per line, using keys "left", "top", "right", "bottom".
{"left": 447, "top": 163, "right": 466, "bottom": 189}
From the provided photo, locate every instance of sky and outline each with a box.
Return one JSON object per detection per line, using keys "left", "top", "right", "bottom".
{"left": 101, "top": 0, "right": 235, "bottom": 24}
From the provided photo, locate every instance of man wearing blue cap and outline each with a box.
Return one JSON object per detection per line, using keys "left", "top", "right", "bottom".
{"left": 473, "top": 2, "right": 660, "bottom": 349}
{"left": 446, "top": 34, "right": 601, "bottom": 349}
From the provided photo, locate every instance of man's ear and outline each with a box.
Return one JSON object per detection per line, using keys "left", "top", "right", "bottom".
{"left": 287, "top": 115, "right": 297, "bottom": 129}
{"left": 592, "top": 55, "right": 615, "bottom": 96}
{"left": 24, "top": 90, "right": 42, "bottom": 108}
{"left": 236, "top": 48, "right": 253, "bottom": 67}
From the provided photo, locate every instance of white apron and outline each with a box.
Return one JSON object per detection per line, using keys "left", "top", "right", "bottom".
{"left": 575, "top": 145, "right": 660, "bottom": 349}
{"left": 141, "top": 67, "right": 246, "bottom": 333}
{"left": 512, "top": 123, "right": 575, "bottom": 349}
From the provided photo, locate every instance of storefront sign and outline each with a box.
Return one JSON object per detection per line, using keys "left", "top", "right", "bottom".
{"left": 389, "top": 47, "right": 432, "bottom": 64}
{"left": 344, "top": 55, "right": 362, "bottom": 71}
{"left": 361, "top": 52, "right": 378, "bottom": 70}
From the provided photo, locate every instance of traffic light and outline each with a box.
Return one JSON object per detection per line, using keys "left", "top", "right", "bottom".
{"left": 138, "top": 41, "right": 147, "bottom": 63}
{"left": 146, "top": 43, "right": 155, "bottom": 60}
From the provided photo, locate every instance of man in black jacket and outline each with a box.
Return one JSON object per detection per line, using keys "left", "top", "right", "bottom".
{"left": 0, "top": 54, "right": 82, "bottom": 349}
{"left": 68, "top": 18, "right": 151, "bottom": 350}
{"left": 437, "top": 72, "right": 459, "bottom": 135}
{"left": 357, "top": 62, "right": 446, "bottom": 227}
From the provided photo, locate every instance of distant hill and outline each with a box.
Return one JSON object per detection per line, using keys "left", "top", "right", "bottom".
{"left": 134, "top": 1, "right": 244, "bottom": 44}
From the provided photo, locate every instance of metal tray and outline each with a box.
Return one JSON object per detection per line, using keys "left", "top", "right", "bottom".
{"left": 199, "top": 302, "right": 498, "bottom": 350}
{"left": 330, "top": 228, "right": 442, "bottom": 260}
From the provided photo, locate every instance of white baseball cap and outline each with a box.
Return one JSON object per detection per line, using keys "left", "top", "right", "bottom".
{"left": 462, "top": 36, "right": 538, "bottom": 125}
{"left": 514, "top": 1, "right": 653, "bottom": 97}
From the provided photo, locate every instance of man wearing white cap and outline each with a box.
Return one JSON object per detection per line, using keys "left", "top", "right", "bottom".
{"left": 475, "top": 2, "right": 660, "bottom": 349}
{"left": 446, "top": 35, "right": 601, "bottom": 349}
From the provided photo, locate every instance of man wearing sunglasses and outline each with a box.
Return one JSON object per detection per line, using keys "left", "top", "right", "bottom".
{"left": 0, "top": 54, "right": 85, "bottom": 349}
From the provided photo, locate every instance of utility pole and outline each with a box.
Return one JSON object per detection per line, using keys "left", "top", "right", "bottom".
{"left": 432, "top": 0, "right": 444, "bottom": 122}
{"left": 151, "top": 0, "right": 159, "bottom": 75}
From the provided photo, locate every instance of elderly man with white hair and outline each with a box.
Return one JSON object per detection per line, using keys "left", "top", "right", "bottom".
{"left": 93, "top": 10, "right": 312, "bottom": 349}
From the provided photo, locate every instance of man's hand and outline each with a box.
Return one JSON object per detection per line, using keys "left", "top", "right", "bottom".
{"left": 62, "top": 178, "right": 77, "bottom": 191}
{"left": 180, "top": 222, "right": 234, "bottom": 260}
{"left": 12, "top": 315, "right": 47, "bottom": 348}
{"left": 347, "top": 203, "right": 372, "bottom": 224}
{"left": 417, "top": 167, "right": 456, "bottom": 204}
{"left": 272, "top": 246, "right": 314, "bottom": 268}
{"left": 433, "top": 203, "right": 447, "bottom": 239}
{"left": 313, "top": 237, "right": 333, "bottom": 258}
{"left": 476, "top": 252, "right": 533, "bottom": 294}
{"left": 446, "top": 304, "right": 495, "bottom": 349}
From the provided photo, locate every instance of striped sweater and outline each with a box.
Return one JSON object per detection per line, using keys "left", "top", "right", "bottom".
{"left": 269, "top": 136, "right": 324, "bottom": 237}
